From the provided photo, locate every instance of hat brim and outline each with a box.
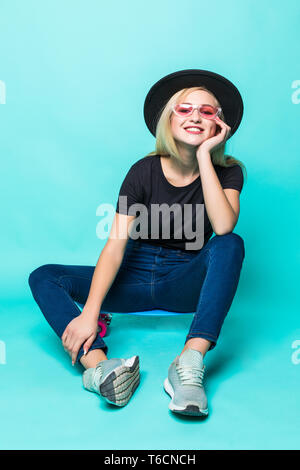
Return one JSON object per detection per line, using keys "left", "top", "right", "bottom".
{"left": 143, "top": 69, "right": 244, "bottom": 140}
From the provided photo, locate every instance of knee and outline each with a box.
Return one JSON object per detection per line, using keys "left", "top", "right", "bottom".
{"left": 28, "top": 264, "right": 58, "bottom": 292}
{"left": 211, "top": 232, "right": 245, "bottom": 258}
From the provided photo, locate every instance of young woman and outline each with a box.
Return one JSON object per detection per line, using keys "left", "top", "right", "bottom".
{"left": 28, "top": 69, "right": 246, "bottom": 417}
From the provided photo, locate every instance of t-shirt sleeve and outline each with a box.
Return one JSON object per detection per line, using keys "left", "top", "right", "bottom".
{"left": 115, "top": 162, "right": 144, "bottom": 215}
{"left": 220, "top": 164, "right": 244, "bottom": 193}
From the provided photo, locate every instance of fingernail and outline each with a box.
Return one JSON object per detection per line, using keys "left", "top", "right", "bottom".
{"left": 83, "top": 350, "right": 87, "bottom": 355}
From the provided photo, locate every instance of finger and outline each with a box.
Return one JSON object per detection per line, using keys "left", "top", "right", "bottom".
{"left": 63, "top": 332, "right": 69, "bottom": 348}
{"left": 216, "top": 122, "right": 228, "bottom": 135}
{"left": 218, "top": 126, "right": 227, "bottom": 136}
{"left": 65, "top": 332, "right": 74, "bottom": 352}
{"left": 71, "top": 341, "right": 82, "bottom": 365}
{"left": 218, "top": 122, "right": 230, "bottom": 138}
{"left": 83, "top": 334, "right": 96, "bottom": 355}
{"left": 62, "top": 328, "right": 71, "bottom": 346}
{"left": 215, "top": 116, "right": 225, "bottom": 124}
{"left": 62, "top": 330, "right": 68, "bottom": 345}
{"left": 68, "top": 335, "right": 78, "bottom": 355}
{"left": 216, "top": 117, "right": 230, "bottom": 132}
{"left": 62, "top": 335, "right": 69, "bottom": 350}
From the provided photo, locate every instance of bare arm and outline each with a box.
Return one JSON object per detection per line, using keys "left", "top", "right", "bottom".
{"left": 62, "top": 212, "right": 136, "bottom": 363}
{"left": 197, "top": 149, "right": 241, "bottom": 235}
{"left": 83, "top": 212, "right": 136, "bottom": 318}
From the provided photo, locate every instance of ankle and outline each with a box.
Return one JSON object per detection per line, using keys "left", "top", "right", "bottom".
{"left": 80, "top": 349, "right": 108, "bottom": 369}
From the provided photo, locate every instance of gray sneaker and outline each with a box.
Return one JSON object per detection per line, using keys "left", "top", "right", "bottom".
{"left": 82, "top": 355, "right": 140, "bottom": 407}
{"left": 163, "top": 348, "right": 208, "bottom": 417}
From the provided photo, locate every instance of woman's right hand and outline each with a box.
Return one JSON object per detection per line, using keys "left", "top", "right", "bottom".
{"left": 61, "top": 310, "right": 99, "bottom": 365}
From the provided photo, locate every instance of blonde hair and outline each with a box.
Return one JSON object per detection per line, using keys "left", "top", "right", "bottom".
{"left": 145, "top": 86, "right": 247, "bottom": 180}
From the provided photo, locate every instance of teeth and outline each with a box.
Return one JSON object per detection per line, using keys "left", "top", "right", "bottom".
{"left": 186, "top": 127, "right": 203, "bottom": 131}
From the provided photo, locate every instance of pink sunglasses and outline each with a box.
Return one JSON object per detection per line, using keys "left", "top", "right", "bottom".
{"left": 172, "top": 103, "right": 222, "bottom": 120}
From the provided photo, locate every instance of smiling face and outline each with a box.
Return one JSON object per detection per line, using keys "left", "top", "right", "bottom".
{"left": 170, "top": 89, "right": 220, "bottom": 148}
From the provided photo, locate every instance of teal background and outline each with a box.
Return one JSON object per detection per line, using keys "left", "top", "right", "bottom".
{"left": 1, "top": 0, "right": 300, "bottom": 450}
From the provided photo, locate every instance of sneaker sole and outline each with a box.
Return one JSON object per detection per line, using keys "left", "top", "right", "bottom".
{"left": 99, "top": 355, "right": 140, "bottom": 407}
{"left": 163, "top": 378, "right": 209, "bottom": 417}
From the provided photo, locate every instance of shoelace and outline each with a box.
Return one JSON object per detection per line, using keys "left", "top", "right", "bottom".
{"left": 176, "top": 364, "right": 205, "bottom": 387}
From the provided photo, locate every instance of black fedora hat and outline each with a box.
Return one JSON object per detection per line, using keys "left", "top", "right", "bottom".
{"left": 143, "top": 69, "right": 244, "bottom": 140}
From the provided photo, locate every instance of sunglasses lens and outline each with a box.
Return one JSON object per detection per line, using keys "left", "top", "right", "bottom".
{"left": 200, "top": 105, "right": 217, "bottom": 118}
{"left": 174, "top": 104, "right": 193, "bottom": 116}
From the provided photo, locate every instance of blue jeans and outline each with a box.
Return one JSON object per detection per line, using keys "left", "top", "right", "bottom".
{"left": 28, "top": 232, "right": 245, "bottom": 363}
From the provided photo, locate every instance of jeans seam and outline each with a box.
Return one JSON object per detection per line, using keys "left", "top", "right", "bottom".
{"left": 185, "top": 246, "right": 211, "bottom": 338}
{"left": 53, "top": 277, "right": 83, "bottom": 318}
{"left": 58, "top": 273, "right": 151, "bottom": 287}
{"left": 57, "top": 274, "right": 93, "bottom": 283}
{"left": 154, "top": 252, "right": 209, "bottom": 283}
{"left": 117, "top": 281, "right": 152, "bottom": 286}
{"left": 151, "top": 266, "right": 155, "bottom": 302}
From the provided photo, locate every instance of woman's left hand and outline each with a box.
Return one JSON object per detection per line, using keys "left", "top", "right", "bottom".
{"left": 196, "top": 116, "right": 231, "bottom": 156}
{"left": 62, "top": 313, "right": 98, "bottom": 365}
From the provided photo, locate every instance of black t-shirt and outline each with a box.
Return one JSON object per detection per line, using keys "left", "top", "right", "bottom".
{"left": 115, "top": 154, "right": 244, "bottom": 252}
